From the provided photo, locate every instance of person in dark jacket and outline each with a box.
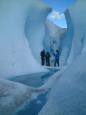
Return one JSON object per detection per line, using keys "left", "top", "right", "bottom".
{"left": 45, "top": 52, "right": 51, "bottom": 66}
{"left": 40, "top": 49, "right": 46, "bottom": 65}
{"left": 53, "top": 50, "right": 59, "bottom": 67}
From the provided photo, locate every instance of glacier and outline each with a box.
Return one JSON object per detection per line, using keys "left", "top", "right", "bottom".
{"left": 44, "top": 20, "right": 66, "bottom": 53}
{"left": 39, "top": 0, "right": 86, "bottom": 115}
{"left": 0, "top": 78, "right": 48, "bottom": 115}
{"left": 0, "top": 0, "right": 86, "bottom": 115}
{"left": 0, "top": 0, "right": 50, "bottom": 78}
{"left": 43, "top": 20, "right": 66, "bottom": 66}
{"left": 0, "top": 0, "right": 52, "bottom": 114}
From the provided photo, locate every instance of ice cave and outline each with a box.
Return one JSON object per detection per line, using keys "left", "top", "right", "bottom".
{"left": 0, "top": 0, "right": 86, "bottom": 115}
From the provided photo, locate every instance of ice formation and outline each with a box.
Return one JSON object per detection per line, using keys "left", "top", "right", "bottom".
{"left": 39, "top": 0, "right": 86, "bottom": 115}
{"left": 0, "top": 0, "right": 66, "bottom": 78}
{"left": 44, "top": 20, "right": 66, "bottom": 53}
{"left": 0, "top": 1, "right": 51, "bottom": 113}
{"left": 0, "top": 0, "right": 50, "bottom": 78}
{"left": 43, "top": 20, "right": 67, "bottom": 66}
{"left": 0, "top": 0, "right": 86, "bottom": 115}
{"left": 0, "top": 78, "right": 47, "bottom": 115}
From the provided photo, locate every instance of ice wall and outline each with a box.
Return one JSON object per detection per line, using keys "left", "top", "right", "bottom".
{"left": 67, "top": 0, "right": 86, "bottom": 63}
{"left": 25, "top": 1, "right": 51, "bottom": 62}
{"left": 39, "top": 0, "right": 86, "bottom": 115}
{"left": 60, "top": 0, "right": 86, "bottom": 65}
{"left": 59, "top": 10, "right": 74, "bottom": 66}
{"left": 0, "top": 0, "right": 50, "bottom": 78}
{"left": 44, "top": 20, "right": 66, "bottom": 53}
{"left": 42, "top": 20, "right": 66, "bottom": 66}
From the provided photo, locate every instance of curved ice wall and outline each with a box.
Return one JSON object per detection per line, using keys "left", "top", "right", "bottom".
{"left": 25, "top": 1, "right": 51, "bottom": 62}
{"left": 0, "top": 0, "right": 50, "bottom": 78}
{"left": 60, "top": 0, "right": 86, "bottom": 65}
{"left": 39, "top": 0, "right": 86, "bottom": 115}
{"left": 59, "top": 10, "right": 74, "bottom": 66}
{"left": 67, "top": 0, "right": 86, "bottom": 63}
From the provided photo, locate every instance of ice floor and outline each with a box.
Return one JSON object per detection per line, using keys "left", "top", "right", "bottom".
{"left": 10, "top": 69, "right": 58, "bottom": 115}
{"left": 14, "top": 91, "right": 49, "bottom": 115}
{"left": 10, "top": 71, "right": 56, "bottom": 87}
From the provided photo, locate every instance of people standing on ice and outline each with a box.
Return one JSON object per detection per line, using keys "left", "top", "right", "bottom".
{"left": 53, "top": 50, "right": 59, "bottom": 67}
{"left": 45, "top": 52, "right": 51, "bottom": 66}
{"left": 40, "top": 49, "right": 46, "bottom": 66}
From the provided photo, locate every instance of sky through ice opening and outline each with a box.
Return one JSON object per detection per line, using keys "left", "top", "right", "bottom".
{"left": 42, "top": 0, "right": 77, "bottom": 28}
{"left": 47, "top": 10, "right": 67, "bottom": 28}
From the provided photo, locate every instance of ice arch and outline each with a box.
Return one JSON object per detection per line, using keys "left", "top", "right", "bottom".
{"left": 0, "top": 0, "right": 51, "bottom": 78}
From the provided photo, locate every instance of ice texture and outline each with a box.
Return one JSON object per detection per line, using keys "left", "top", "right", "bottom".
{"left": 0, "top": 0, "right": 86, "bottom": 115}
{"left": 0, "top": 0, "right": 50, "bottom": 78}
{"left": 44, "top": 20, "right": 66, "bottom": 52}
{"left": 39, "top": 0, "right": 86, "bottom": 115}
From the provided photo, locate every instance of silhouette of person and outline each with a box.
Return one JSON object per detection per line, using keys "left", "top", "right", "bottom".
{"left": 53, "top": 50, "right": 59, "bottom": 67}
{"left": 40, "top": 49, "right": 45, "bottom": 65}
{"left": 45, "top": 52, "right": 51, "bottom": 66}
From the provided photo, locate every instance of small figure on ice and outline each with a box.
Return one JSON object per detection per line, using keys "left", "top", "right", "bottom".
{"left": 40, "top": 49, "right": 46, "bottom": 66}
{"left": 45, "top": 52, "right": 51, "bottom": 66}
{"left": 53, "top": 50, "right": 59, "bottom": 67}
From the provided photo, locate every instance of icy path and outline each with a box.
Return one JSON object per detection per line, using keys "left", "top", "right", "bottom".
{"left": 10, "top": 71, "right": 55, "bottom": 87}
{"left": 10, "top": 70, "right": 57, "bottom": 115}
{"left": 14, "top": 91, "right": 49, "bottom": 115}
